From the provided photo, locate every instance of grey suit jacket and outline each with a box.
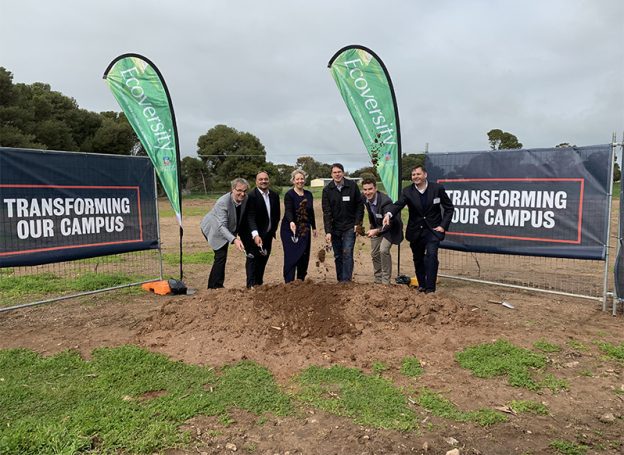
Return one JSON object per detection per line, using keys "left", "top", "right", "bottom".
{"left": 200, "top": 192, "right": 247, "bottom": 250}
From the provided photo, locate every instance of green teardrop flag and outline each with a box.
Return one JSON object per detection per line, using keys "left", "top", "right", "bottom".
{"left": 104, "top": 54, "right": 182, "bottom": 227}
{"left": 328, "top": 46, "right": 401, "bottom": 201}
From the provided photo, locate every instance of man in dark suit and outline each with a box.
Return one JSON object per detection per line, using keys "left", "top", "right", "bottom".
{"left": 383, "top": 165, "right": 454, "bottom": 293}
{"left": 239, "top": 171, "right": 281, "bottom": 288}
{"left": 361, "top": 177, "right": 403, "bottom": 284}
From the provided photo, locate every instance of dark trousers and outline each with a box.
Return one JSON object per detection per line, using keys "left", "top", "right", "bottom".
{"left": 245, "top": 237, "right": 273, "bottom": 288}
{"left": 409, "top": 230, "right": 441, "bottom": 291}
{"left": 208, "top": 243, "right": 229, "bottom": 289}
{"left": 284, "top": 236, "right": 311, "bottom": 283}
{"left": 331, "top": 229, "right": 356, "bottom": 282}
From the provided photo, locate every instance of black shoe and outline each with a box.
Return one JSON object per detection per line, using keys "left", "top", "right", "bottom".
{"left": 425, "top": 289, "right": 435, "bottom": 294}
{"left": 417, "top": 287, "right": 426, "bottom": 292}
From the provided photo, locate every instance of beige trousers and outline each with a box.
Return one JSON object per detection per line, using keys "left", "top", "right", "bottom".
{"left": 370, "top": 236, "right": 392, "bottom": 284}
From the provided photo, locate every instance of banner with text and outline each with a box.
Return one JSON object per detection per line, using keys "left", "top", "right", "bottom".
{"left": 104, "top": 54, "right": 182, "bottom": 227}
{"left": 0, "top": 148, "right": 158, "bottom": 267}
{"left": 328, "top": 45, "right": 401, "bottom": 200}
{"left": 425, "top": 145, "right": 612, "bottom": 260}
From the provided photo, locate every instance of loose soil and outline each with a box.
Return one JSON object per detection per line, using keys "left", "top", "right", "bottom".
{"left": 1, "top": 198, "right": 623, "bottom": 454}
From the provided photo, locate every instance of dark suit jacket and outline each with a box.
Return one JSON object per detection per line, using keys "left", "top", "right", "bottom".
{"left": 389, "top": 181, "right": 454, "bottom": 242}
{"left": 363, "top": 191, "right": 403, "bottom": 245}
{"left": 240, "top": 187, "right": 280, "bottom": 248}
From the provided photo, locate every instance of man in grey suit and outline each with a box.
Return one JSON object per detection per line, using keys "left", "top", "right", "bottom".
{"left": 200, "top": 178, "right": 249, "bottom": 289}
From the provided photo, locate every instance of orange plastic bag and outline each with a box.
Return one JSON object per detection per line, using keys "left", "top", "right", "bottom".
{"left": 141, "top": 280, "right": 172, "bottom": 295}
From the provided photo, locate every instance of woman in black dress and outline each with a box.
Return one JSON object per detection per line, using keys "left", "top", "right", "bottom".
{"left": 281, "top": 169, "right": 317, "bottom": 282}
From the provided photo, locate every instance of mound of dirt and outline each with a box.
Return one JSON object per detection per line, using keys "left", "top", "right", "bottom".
{"left": 137, "top": 281, "right": 481, "bottom": 344}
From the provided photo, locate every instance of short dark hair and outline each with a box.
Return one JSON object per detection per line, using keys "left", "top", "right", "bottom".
{"left": 361, "top": 177, "right": 377, "bottom": 187}
{"left": 331, "top": 163, "right": 344, "bottom": 172}
{"left": 412, "top": 165, "right": 427, "bottom": 173}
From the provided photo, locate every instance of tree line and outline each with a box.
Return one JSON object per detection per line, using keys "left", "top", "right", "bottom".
{"left": 1, "top": 67, "right": 617, "bottom": 192}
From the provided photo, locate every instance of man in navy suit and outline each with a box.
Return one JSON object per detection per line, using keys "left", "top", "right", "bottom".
{"left": 361, "top": 177, "right": 403, "bottom": 284}
{"left": 240, "top": 171, "right": 281, "bottom": 288}
{"left": 383, "top": 165, "right": 454, "bottom": 293}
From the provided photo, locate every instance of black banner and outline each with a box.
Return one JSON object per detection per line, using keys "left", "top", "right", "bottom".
{"left": 425, "top": 145, "right": 612, "bottom": 260}
{"left": 0, "top": 148, "right": 158, "bottom": 267}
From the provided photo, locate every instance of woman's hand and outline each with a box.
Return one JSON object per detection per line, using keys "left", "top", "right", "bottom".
{"left": 290, "top": 221, "right": 296, "bottom": 235}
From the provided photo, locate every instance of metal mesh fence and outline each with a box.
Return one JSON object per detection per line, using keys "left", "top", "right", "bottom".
{"left": 0, "top": 249, "right": 162, "bottom": 310}
{"left": 437, "top": 250, "right": 606, "bottom": 299}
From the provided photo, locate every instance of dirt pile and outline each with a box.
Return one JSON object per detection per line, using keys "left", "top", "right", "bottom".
{"left": 137, "top": 281, "right": 481, "bottom": 344}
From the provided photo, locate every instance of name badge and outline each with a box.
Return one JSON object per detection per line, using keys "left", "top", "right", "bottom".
{"left": 342, "top": 196, "right": 350, "bottom": 202}
{"left": 433, "top": 197, "right": 440, "bottom": 204}
{"left": 375, "top": 213, "right": 383, "bottom": 219}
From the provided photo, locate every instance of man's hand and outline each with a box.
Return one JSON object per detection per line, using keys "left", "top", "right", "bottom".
{"left": 289, "top": 221, "right": 296, "bottom": 235}
{"left": 234, "top": 238, "right": 244, "bottom": 251}
{"left": 433, "top": 226, "right": 445, "bottom": 233}
{"left": 367, "top": 228, "right": 379, "bottom": 238}
{"left": 253, "top": 235, "right": 263, "bottom": 247}
{"left": 325, "top": 233, "right": 331, "bottom": 243}
{"left": 382, "top": 214, "right": 391, "bottom": 227}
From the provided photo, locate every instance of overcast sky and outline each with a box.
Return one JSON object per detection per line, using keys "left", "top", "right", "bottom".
{"left": 1, "top": 0, "right": 622, "bottom": 171}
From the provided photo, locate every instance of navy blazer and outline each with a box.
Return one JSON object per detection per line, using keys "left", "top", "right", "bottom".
{"left": 389, "top": 181, "right": 454, "bottom": 242}
{"left": 363, "top": 191, "right": 403, "bottom": 245}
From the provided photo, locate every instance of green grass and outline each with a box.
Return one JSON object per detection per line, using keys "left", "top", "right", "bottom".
{"left": 533, "top": 339, "right": 561, "bottom": 353}
{"left": 400, "top": 356, "right": 424, "bottom": 378}
{"left": 566, "top": 339, "right": 589, "bottom": 351}
{"left": 416, "top": 387, "right": 507, "bottom": 427}
{"left": 371, "top": 361, "right": 389, "bottom": 375}
{"left": 597, "top": 341, "right": 624, "bottom": 362}
{"left": 160, "top": 206, "right": 208, "bottom": 217}
{"left": 540, "top": 373, "right": 569, "bottom": 393}
{"left": 508, "top": 399, "right": 549, "bottom": 415}
{"left": 163, "top": 250, "right": 214, "bottom": 266}
{"left": 549, "top": 439, "right": 589, "bottom": 455}
{"left": 295, "top": 365, "right": 416, "bottom": 431}
{"left": 456, "top": 340, "right": 548, "bottom": 391}
{"left": 0, "top": 346, "right": 291, "bottom": 454}
{"left": 0, "top": 272, "right": 146, "bottom": 306}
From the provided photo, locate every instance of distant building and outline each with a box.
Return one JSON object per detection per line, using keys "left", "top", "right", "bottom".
{"left": 310, "top": 177, "right": 362, "bottom": 187}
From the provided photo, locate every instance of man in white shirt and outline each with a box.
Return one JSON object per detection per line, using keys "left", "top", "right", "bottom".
{"left": 240, "top": 171, "right": 281, "bottom": 288}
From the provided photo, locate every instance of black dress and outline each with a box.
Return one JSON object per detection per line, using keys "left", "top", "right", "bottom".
{"left": 280, "top": 189, "right": 315, "bottom": 282}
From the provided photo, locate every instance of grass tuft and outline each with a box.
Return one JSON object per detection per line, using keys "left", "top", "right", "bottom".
{"left": 295, "top": 365, "right": 416, "bottom": 431}
{"left": 508, "top": 399, "right": 549, "bottom": 415}
{"left": 533, "top": 339, "right": 561, "bottom": 353}
{"left": 400, "top": 356, "right": 424, "bottom": 378}
{"left": 549, "top": 439, "right": 589, "bottom": 455}
{"left": 456, "top": 339, "right": 551, "bottom": 390}
{"left": 416, "top": 387, "right": 507, "bottom": 426}
{"left": 597, "top": 341, "right": 624, "bottom": 362}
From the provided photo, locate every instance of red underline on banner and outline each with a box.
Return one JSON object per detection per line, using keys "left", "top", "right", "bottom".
{"left": 0, "top": 184, "right": 145, "bottom": 254}
{"left": 445, "top": 232, "right": 581, "bottom": 244}
{"left": 438, "top": 177, "right": 585, "bottom": 244}
{"left": 0, "top": 240, "right": 145, "bottom": 257}
{"left": 0, "top": 184, "right": 140, "bottom": 189}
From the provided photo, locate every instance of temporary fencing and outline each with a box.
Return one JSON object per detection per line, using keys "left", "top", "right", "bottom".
{"left": 0, "top": 148, "right": 162, "bottom": 312}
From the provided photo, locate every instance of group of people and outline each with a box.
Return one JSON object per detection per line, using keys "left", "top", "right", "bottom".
{"left": 200, "top": 163, "right": 454, "bottom": 293}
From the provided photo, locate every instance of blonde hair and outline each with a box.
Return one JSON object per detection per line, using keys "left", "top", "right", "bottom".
{"left": 290, "top": 168, "right": 308, "bottom": 183}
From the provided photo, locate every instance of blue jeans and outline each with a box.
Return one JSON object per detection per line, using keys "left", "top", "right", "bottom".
{"left": 331, "top": 229, "right": 356, "bottom": 282}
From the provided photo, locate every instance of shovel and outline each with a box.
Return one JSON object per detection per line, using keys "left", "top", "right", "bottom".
{"left": 242, "top": 249, "right": 255, "bottom": 259}
{"left": 487, "top": 299, "right": 515, "bottom": 309}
